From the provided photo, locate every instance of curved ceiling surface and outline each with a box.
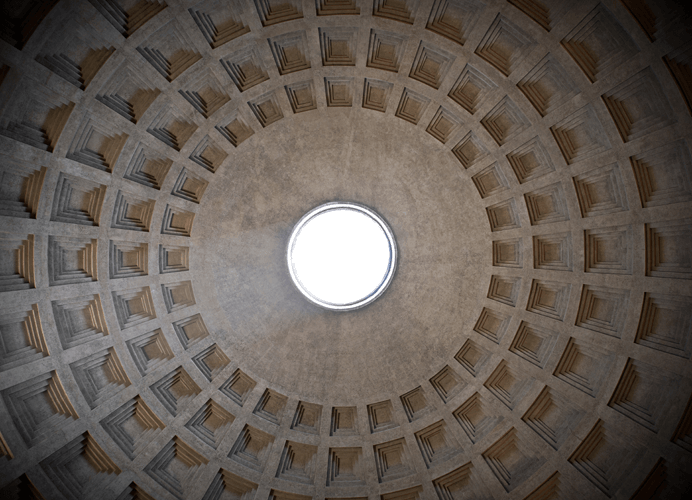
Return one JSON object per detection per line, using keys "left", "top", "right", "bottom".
{"left": 0, "top": 0, "right": 691, "bottom": 499}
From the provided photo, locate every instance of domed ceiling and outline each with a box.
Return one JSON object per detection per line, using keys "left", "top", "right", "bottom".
{"left": 1, "top": 0, "right": 692, "bottom": 499}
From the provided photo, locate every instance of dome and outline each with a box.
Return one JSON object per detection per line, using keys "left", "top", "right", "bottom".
{"left": 0, "top": 0, "right": 691, "bottom": 499}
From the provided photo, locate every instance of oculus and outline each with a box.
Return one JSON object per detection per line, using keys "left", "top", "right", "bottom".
{"left": 287, "top": 202, "right": 397, "bottom": 311}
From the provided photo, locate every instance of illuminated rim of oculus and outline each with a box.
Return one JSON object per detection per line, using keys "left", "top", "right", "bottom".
{"left": 287, "top": 202, "right": 397, "bottom": 311}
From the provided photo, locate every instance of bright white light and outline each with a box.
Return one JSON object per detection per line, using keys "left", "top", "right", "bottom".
{"left": 288, "top": 203, "right": 396, "bottom": 310}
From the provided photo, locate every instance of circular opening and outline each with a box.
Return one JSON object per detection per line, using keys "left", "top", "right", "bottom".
{"left": 287, "top": 202, "right": 397, "bottom": 311}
